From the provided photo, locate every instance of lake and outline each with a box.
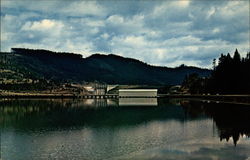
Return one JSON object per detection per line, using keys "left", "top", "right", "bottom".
{"left": 0, "top": 98, "right": 250, "bottom": 160}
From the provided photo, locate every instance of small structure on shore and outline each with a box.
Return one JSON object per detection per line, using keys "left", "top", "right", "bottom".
{"left": 118, "top": 89, "right": 158, "bottom": 97}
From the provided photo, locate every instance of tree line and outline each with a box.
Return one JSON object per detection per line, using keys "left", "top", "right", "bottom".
{"left": 182, "top": 49, "right": 250, "bottom": 94}
{"left": 11, "top": 48, "right": 83, "bottom": 59}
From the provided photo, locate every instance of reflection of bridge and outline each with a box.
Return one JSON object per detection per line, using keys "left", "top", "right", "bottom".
{"left": 77, "top": 94, "right": 118, "bottom": 99}
{"left": 119, "top": 98, "right": 157, "bottom": 106}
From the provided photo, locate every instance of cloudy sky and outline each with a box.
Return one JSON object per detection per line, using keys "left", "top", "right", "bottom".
{"left": 1, "top": 0, "right": 249, "bottom": 68}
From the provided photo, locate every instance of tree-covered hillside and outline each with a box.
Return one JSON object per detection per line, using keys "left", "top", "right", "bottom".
{"left": 1, "top": 48, "right": 211, "bottom": 85}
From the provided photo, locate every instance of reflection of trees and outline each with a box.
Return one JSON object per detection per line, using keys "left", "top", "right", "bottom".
{"left": 1, "top": 99, "right": 249, "bottom": 146}
{"left": 0, "top": 99, "right": 185, "bottom": 130}
{"left": 181, "top": 100, "right": 250, "bottom": 146}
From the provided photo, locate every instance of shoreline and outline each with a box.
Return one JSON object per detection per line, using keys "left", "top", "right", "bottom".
{"left": 1, "top": 93, "right": 250, "bottom": 105}
{"left": 1, "top": 93, "right": 250, "bottom": 98}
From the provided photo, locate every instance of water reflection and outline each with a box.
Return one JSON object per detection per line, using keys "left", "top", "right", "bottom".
{"left": 181, "top": 100, "right": 250, "bottom": 146}
{"left": 0, "top": 98, "right": 250, "bottom": 160}
{"left": 119, "top": 98, "right": 157, "bottom": 106}
{"left": 0, "top": 98, "right": 183, "bottom": 129}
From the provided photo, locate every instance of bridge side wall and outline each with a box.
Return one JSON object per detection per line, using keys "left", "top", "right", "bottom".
{"left": 118, "top": 90, "right": 157, "bottom": 97}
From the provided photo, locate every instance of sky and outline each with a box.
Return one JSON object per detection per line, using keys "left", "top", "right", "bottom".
{"left": 1, "top": 0, "right": 249, "bottom": 68}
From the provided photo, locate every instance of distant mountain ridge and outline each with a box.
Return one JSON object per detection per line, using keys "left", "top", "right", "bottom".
{"left": 2, "top": 48, "right": 211, "bottom": 85}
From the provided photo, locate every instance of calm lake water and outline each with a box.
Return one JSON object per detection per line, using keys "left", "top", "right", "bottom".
{"left": 0, "top": 98, "right": 250, "bottom": 160}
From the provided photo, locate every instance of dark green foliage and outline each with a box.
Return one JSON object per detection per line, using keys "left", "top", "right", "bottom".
{"left": 233, "top": 49, "right": 241, "bottom": 63}
{"left": 211, "top": 49, "right": 250, "bottom": 94}
{"left": 0, "top": 80, "right": 53, "bottom": 91}
{"left": 11, "top": 48, "right": 82, "bottom": 59}
{"left": 1, "top": 48, "right": 211, "bottom": 85}
{"left": 183, "top": 49, "right": 250, "bottom": 94}
{"left": 182, "top": 73, "right": 205, "bottom": 94}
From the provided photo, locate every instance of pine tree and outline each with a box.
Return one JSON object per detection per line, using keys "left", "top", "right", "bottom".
{"left": 233, "top": 49, "right": 241, "bottom": 62}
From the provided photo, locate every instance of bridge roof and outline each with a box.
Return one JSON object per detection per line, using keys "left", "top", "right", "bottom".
{"left": 119, "top": 89, "right": 157, "bottom": 92}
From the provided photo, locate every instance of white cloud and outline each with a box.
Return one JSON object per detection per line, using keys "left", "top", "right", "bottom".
{"left": 176, "top": 1, "right": 190, "bottom": 8}
{"left": 206, "top": 7, "right": 216, "bottom": 19}
{"left": 107, "top": 15, "right": 124, "bottom": 24}
{"left": 86, "top": 20, "right": 105, "bottom": 27}
{"left": 22, "top": 19, "right": 64, "bottom": 31}
{"left": 1, "top": 0, "right": 249, "bottom": 68}
{"left": 151, "top": 1, "right": 190, "bottom": 17}
{"left": 123, "top": 36, "right": 147, "bottom": 47}
{"left": 2, "top": 0, "right": 106, "bottom": 17}
{"left": 212, "top": 28, "right": 220, "bottom": 34}
{"left": 89, "top": 27, "right": 99, "bottom": 35}
{"left": 21, "top": 19, "right": 64, "bottom": 38}
{"left": 219, "top": 1, "right": 247, "bottom": 18}
{"left": 61, "top": 1, "right": 107, "bottom": 17}
{"left": 101, "top": 33, "right": 109, "bottom": 39}
{"left": 107, "top": 14, "right": 144, "bottom": 28}
{"left": 1, "top": 32, "right": 14, "bottom": 41}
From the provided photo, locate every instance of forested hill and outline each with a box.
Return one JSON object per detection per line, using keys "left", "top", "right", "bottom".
{"left": 1, "top": 48, "right": 211, "bottom": 85}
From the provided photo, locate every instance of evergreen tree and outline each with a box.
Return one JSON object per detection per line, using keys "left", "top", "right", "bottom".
{"left": 233, "top": 49, "right": 241, "bottom": 62}
{"left": 183, "top": 49, "right": 250, "bottom": 94}
{"left": 212, "top": 58, "right": 216, "bottom": 70}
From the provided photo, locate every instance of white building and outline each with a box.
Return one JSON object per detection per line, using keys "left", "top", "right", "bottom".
{"left": 118, "top": 89, "right": 158, "bottom": 97}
